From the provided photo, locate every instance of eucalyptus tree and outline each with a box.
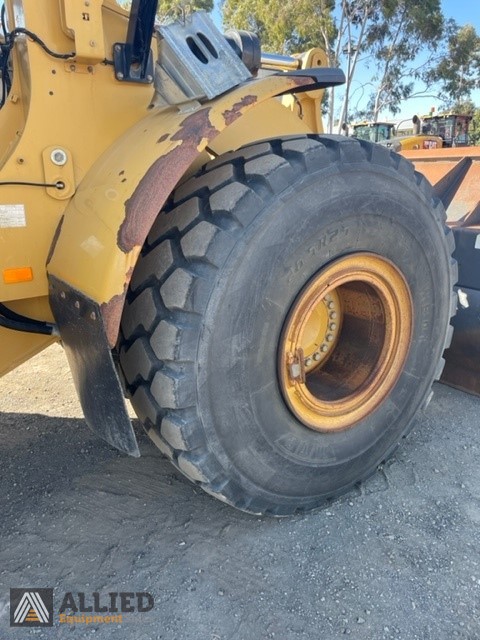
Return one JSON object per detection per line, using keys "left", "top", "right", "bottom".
{"left": 431, "top": 23, "right": 480, "bottom": 103}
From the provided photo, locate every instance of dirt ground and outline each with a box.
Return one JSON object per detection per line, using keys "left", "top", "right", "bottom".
{"left": 1, "top": 343, "right": 480, "bottom": 639}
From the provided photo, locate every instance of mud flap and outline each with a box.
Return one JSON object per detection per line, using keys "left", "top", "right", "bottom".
{"left": 48, "top": 275, "right": 139, "bottom": 456}
{"left": 442, "top": 226, "right": 480, "bottom": 395}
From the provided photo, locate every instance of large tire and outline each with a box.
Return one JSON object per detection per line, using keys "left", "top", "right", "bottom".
{"left": 118, "top": 135, "right": 456, "bottom": 515}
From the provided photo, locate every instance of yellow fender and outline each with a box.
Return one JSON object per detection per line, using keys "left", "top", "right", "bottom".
{"left": 46, "top": 67, "right": 343, "bottom": 455}
{"left": 48, "top": 71, "right": 331, "bottom": 344}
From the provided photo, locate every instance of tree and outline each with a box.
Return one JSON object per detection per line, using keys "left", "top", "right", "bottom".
{"left": 223, "top": 0, "right": 335, "bottom": 55}
{"left": 223, "top": 0, "right": 447, "bottom": 132}
{"left": 115, "top": 0, "right": 213, "bottom": 22}
{"left": 471, "top": 108, "right": 480, "bottom": 146}
{"left": 431, "top": 23, "right": 480, "bottom": 103}
{"left": 352, "top": 0, "right": 443, "bottom": 122}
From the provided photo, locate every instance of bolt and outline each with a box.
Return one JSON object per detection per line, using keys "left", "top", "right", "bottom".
{"left": 313, "top": 352, "right": 321, "bottom": 361}
{"left": 87, "top": 65, "right": 93, "bottom": 73}
{"left": 89, "top": 40, "right": 96, "bottom": 47}
{"left": 305, "top": 357, "right": 312, "bottom": 367}
{"left": 60, "top": 291, "right": 66, "bottom": 299}
{"left": 117, "top": 72, "right": 124, "bottom": 80}
{"left": 74, "top": 301, "right": 80, "bottom": 309}
{"left": 70, "top": 64, "right": 76, "bottom": 72}
{"left": 330, "top": 311, "right": 337, "bottom": 320}
{"left": 90, "top": 311, "right": 96, "bottom": 320}
{"left": 330, "top": 322, "right": 337, "bottom": 331}
{"left": 328, "top": 301, "right": 335, "bottom": 309}
{"left": 289, "top": 363, "right": 301, "bottom": 379}
{"left": 146, "top": 75, "right": 153, "bottom": 83}
{"left": 114, "top": 44, "right": 121, "bottom": 53}
{"left": 320, "top": 344, "right": 328, "bottom": 352}
{"left": 51, "top": 148, "right": 67, "bottom": 166}
{"left": 325, "top": 294, "right": 332, "bottom": 302}
{"left": 326, "top": 333, "right": 334, "bottom": 342}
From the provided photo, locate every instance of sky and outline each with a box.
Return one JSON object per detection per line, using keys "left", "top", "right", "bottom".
{"left": 214, "top": 0, "right": 480, "bottom": 124}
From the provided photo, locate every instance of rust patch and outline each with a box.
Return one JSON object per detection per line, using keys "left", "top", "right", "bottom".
{"left": 170, "top": 109, "right": 219, "bottom": 144}
{"left": 118, "top": 108, "right": 219, "bottom": 253}
{"left": 101, "top": 266, "right": 134, "bottom": 347}
{"left": 222, "top": 95, "right": 257, "bottom": 126}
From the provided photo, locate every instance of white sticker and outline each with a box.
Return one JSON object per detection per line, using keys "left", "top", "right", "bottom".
{"left": 475, "top": 234, "right": 480, "bottom": 250}
{"left": 0, "top": 204, "right": 26, "bottom": 228}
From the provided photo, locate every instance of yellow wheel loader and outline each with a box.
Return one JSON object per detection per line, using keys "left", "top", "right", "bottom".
{"left": 0, "top": 0, "right": 467, "bottom": 515}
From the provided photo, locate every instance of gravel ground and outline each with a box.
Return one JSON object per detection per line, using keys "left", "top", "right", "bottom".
{"left": 1, "top": 344, "right": 480, "bottom": 640}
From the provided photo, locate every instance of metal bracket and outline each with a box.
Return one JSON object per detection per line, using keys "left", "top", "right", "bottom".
{"left": 113, "top": 0, "right": 157, "bottom": 84}
{"left": 113, "top": 42, "right": 154, "bottom": 84}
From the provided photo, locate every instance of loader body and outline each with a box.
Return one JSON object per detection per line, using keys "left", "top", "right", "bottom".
{"left": 0, "top": 0, "right": 476, "bottom": 515}
{"left": 0, "top": 0, "right": 341, "bottom": 454}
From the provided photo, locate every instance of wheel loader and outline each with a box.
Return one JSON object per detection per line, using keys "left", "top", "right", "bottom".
{"left": 0, "top": 0, "right": 474, "bottom": 515}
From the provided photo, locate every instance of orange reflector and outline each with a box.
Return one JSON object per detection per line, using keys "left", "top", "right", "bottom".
{"left": 3, "top": 266, "right": 33, "bottom": 284}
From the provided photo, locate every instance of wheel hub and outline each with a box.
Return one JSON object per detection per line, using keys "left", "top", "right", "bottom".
{"left": 279, "top": 253, "right": 413, "bottom": 432}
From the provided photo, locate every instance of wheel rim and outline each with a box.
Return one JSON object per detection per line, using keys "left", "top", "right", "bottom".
{"left": 278, "top": 253, "right": 413, "bottom": 432}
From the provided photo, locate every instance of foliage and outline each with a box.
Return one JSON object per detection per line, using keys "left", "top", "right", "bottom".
{"left": 471, "top": 109, "right": 480, "bottom": 146}
{"left": 115, "top": 0, "right": 213, "bottom": 22}
{"left": 431, "top": 23, "right": 480, "bottom": 103}
{"left": 223, "top": 0, "right": 335, "bottom": 56}
{"left": 356, "top": 0, "right": 444, "bottom": 121}
{"left": 448, "top": 98, "right": 476, "bottom": 116}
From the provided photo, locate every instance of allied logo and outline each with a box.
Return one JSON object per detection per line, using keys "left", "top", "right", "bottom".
{"left": 10, "top": 589, "right": 54, "bottom": 627}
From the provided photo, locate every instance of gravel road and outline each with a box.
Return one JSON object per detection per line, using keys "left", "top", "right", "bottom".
{"left": 1, "top": 344, "right": 480, "bottom": 639}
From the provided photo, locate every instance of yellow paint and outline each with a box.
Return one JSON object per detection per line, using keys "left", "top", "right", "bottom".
{"left": 0, "top": 0, "right": 329, "bottom": 373}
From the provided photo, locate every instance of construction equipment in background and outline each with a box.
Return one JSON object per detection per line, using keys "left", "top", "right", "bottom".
{"left": 353, "top": 113, "right": 473, "bottom": 152}
{"left": 421, "top": 112, "right": 472, "bottom": 147}
{"left": 351, "top": 121, "right": 395, "bottom": 143}
{"left": 381, "top": 112, "right": 473, "bottom": 152}
{"left": 0, "top": 0, "right": 470, "bottom": 515}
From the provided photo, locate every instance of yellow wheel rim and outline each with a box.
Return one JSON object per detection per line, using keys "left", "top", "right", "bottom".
{"left": 278, "top": 253, "right": 413, "bottom": 432}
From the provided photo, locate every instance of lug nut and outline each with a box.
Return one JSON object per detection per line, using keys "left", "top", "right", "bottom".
{"left": 305, "top": 357, "right": 312, "bottom": 367}
{"left": 320, "top": 344, "right": 328, "bottom": 352}
{"left": 330, "top": 311, "right": 337, "bottom": 320}
{"left": 313, "top": 352, "right": 321, "bottom": 361}
{"left": 330, "top": 322, "right": 337, "bottom": 331}
{"left": 326, "top": 333, "right": 334, "bottom": 342}
{"left": 327, "top": 301, "right": 335, "bottom": 309}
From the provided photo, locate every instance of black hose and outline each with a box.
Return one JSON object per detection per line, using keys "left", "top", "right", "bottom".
{"left": 0, "top": 302, "right": 56, "bottom": 335}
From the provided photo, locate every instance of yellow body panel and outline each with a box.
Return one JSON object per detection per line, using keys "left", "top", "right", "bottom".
{"left": 0, "top": 0, "right": 327, "bottom": 373}
{"left": 395, "top": 134, "right": 444, "bottom": 151}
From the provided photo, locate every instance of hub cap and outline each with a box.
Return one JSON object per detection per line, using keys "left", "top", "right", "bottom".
{"left": 278, "top": 253, "right": 413, "bottom": 432}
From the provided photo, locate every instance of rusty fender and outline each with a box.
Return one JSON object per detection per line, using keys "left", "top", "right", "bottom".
{"left": 47, "top": 67, "right": 345, "bottom": 454}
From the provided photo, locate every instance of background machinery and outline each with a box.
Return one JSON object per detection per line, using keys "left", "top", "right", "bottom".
{"left": 0, "top": 0, "right": 471, "bottom": 515}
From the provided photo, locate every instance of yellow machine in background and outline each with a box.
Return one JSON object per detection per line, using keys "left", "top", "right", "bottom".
{"left": 0, "top": 0, "right": 467, "bottom": 515}
{"left": 353, "top": 113, "right": 473, "bottom": 152}
{"left": 352, "top": 121, "right": 395, "bottom": 143}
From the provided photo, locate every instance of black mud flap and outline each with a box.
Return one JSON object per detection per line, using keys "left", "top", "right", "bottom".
{"left": 49, "top": 275, "right": 140, "bottom": 456}
{"left": 442, "top": 226, "right": 480, "bottom": 396}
